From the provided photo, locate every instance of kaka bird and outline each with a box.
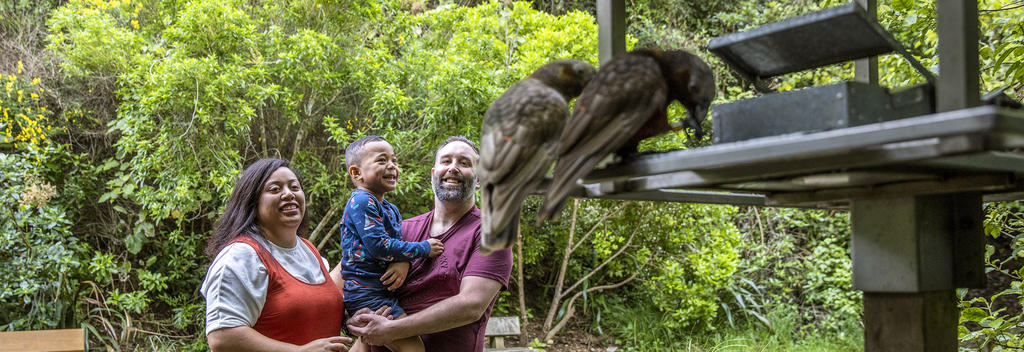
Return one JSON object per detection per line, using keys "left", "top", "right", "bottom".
{"left": 479, "top": 59, "right": 597, "bottom": 254}
{"left": 536, "top": 49, "right": 716, "bottom": 223}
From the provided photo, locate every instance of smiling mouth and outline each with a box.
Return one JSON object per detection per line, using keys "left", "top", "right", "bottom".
{"left": 280, "top": 204, "right": 300, "bottom": 212}
{"left": 441, "top": 173, "right": 463, "bottom": 184}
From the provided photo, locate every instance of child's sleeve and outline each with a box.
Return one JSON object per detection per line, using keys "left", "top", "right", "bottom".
{"left": 350, "top": 193, "right": 431, "bottom": 261}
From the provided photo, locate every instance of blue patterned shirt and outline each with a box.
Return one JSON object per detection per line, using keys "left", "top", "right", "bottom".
{"left": 339, "top": 190, "right": 431, "bottom": 288}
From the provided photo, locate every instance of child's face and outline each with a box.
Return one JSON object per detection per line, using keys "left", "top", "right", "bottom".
{"left": 351, "top": 140, "right": 400, "bottom": 198}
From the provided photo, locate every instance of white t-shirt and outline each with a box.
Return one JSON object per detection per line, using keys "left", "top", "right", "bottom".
{"left": 200, "top": 235, "right": 330, "bottom": 335}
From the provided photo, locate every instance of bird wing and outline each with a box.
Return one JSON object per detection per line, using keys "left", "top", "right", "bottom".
{"left": 538, "top": 54, "right": 667, "bottom": 222}
{"left": 480, "top": 79, "right": 568, "bottom": 237}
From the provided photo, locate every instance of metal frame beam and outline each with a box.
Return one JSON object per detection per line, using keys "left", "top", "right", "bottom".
{"left": 854, "top": 0, "right": 879, "bottom": 84}
{"left": 597, "top": 0, "right": 626, "bottom": 65}
{"left": 936, "top": 0, "right": 980, "bottom": 111}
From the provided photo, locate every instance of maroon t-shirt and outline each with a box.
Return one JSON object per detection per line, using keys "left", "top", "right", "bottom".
{"left": 393, "top": 207, "right": 513, "bottom": 352}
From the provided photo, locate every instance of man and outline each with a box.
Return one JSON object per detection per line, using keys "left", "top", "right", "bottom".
{"left": 347, "top": 136, "right": 514, "bottom": 351}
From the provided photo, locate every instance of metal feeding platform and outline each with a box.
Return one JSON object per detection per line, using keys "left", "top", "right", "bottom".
{"left": 709, "top": 2, "right": 938, "bottom": 144}
{"left": 707, "top": 2, "right": 934, "bottom": 91}
{"left": 586, "top": 0, "right": 1021, "bottom": 350}
{"left": 577, "top": 1, "right": 1024, "bottom": 208}
{"left": 577, "top": 106, "right": 1024, "bottom": 207}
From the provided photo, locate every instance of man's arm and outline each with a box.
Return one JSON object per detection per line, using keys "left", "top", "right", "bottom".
{"left": 347, "top": 276, "right": 502, "bottom": 346}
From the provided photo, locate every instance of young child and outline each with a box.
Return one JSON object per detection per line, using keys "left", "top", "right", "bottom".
{"left": 340, "top": 136, "right": 443, "bottom": 352}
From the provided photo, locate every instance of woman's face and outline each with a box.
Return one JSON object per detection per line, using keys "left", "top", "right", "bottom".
{"left": 256, "top": 167, "right": 305, "bottom": 232}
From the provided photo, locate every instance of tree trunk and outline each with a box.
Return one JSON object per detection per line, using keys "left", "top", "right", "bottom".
{"left": 543, "top": 199, "right": 578, "bottom": 332}
{"left": 516, "top": 224, "right": 528, "bottom": 343}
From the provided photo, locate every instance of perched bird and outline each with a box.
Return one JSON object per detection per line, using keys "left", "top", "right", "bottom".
{"left": 479, "top": 59, "right": 597, "bottom": 254}
{"left": 536, "top": 49, "right": 716, "bottom": 223}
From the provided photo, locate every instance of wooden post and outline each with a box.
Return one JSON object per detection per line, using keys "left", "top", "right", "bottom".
{"left": 597, "top": 0, "right": 625, "bottom": 65}
{"left": 863, "top": 291, "right": 957, "bottom": 351}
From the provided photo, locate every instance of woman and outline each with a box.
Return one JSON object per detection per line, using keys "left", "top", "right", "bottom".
{"left": 201, "top": 158, "right": 351, "bottom": 351}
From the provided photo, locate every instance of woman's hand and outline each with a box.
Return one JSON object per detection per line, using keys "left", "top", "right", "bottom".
{"left": 298, "top": 336, "right": 353, "bottom": 352}
{"left": 380, "top": 261, "right": 410, "bottom": 291}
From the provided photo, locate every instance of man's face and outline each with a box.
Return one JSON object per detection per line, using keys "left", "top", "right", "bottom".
{"left": 431, "top": 141, "right": 478, "bottom": 201}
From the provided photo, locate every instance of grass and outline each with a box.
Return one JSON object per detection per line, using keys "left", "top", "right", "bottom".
{"left": 601, "top": 303, "right": 863, "bottom": 352}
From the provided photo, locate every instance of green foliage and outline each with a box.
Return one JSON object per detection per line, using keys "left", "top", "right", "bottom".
{"left": 0, "top": 150, "right": 89, "bottom": 330}
{"left": 729, "top": 208, "right": 862, "bottom": 334}
{"left": 598, "top": 300, "right": 862, "bottom": 352}
{"left": 958, "top": 201, "right": 1024, "bottom": 351}
{"left": 642, "top": 204, "right": 741, "bottom": 330}
{"left": 38, "top": 0, "right": 605, "bottom": 347}
{"left": 6, "top": 0, "right": 1022, "bottom": 349}
{"left": 46, "top": 0, "right": 143, "bottom": 78}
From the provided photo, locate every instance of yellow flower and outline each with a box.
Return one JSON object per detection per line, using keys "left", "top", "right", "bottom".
{"left": 17, "top": 90, "right": 22, "bottom": 103}
{"left": 17, "top": 61, "right": 23, "bottom": 74}
{"left": 131, "top": 20, "right": 139, "bottom": 30}
{"left": 30, "top": 93, "right": 38, "bottom": 100}
{"left": 5, "top": 81, "right": 11, "bottom": 93}
{"left": 41, "top": 107, "right": 46, "bottom": 112}
{"left": 32, "top": 77, "right": 40, "bottom": 85}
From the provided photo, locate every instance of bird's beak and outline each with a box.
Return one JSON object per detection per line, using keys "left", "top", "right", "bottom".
{"left": 691, "top": 104, "right": 709, "bottom": 126}
{"left": 686, "top": 103, "right": 709, "bottom": 139}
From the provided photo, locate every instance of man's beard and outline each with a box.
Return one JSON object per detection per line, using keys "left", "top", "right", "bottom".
{"left": 432, "top": 173, "right": 474, "bottom": 201}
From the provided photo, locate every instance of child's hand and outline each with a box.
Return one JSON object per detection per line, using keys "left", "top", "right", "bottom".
{"left": 381, "top": 261, "right": 410, "bottom": 291}
{"left": 427, "top": 238, "right": 444, "bottom": 257}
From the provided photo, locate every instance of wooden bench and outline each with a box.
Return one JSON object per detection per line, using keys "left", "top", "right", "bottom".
{"left": 0, "top": 328, "right": 84, "bottom": 352}
{"left": 484, "top": 316, "right": 535, "bottom": 352}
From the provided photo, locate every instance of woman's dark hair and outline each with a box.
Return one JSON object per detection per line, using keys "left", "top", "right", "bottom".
{"left": 204, "top": 158, "right": 310, "bottom": 257}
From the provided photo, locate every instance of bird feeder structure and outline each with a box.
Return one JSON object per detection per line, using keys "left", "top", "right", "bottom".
{"left": 588, "top": 0, "right": 1023, "bottom": 350}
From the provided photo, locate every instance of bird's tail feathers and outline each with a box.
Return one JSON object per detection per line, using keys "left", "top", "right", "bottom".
{"left": 480, "top": 212, "right": 519, "bottom": 255}
{"left": 537, "top": 157, "right": 591, "bottom": 225}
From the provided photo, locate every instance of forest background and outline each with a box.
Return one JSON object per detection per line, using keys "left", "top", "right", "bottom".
{"left": 2, "top": 0, "right": 1023, "bottom": 350}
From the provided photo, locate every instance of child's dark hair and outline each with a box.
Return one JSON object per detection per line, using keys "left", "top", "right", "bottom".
{"left": 345, "top": 135, "right": 387, "bottom": 168}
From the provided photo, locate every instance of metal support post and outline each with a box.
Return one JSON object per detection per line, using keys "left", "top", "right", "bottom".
{"left": 851, "top": 193, "right": 980, "bottom": 351}
{"left": 854, "top": 0, "right": 878, "bottom": 84}
{"left": 597, "top": 0, "right": 625, "bottom": 65}
{"left": 936, "top": 0, "right": 980, "bottom": 111}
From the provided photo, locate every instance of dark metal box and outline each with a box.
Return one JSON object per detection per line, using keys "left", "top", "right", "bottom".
{"left": 712, "top": 82, "right": 933, "bottom": 143}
